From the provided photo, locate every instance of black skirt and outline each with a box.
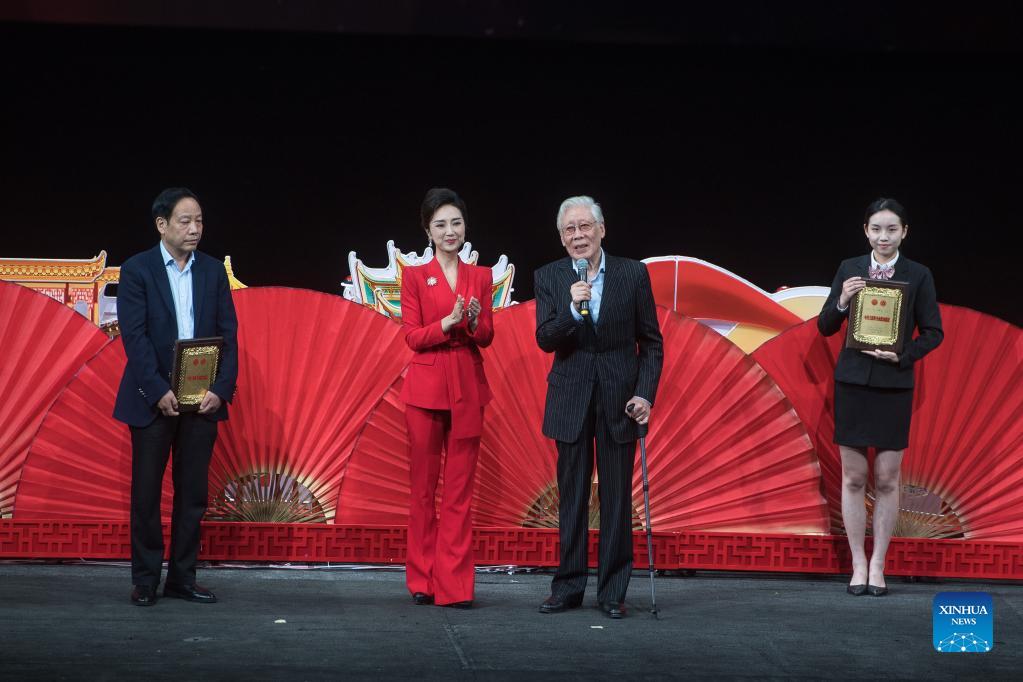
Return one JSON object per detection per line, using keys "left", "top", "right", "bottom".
{"left": 833, "top": 380, "right": 914, "bottom": 451}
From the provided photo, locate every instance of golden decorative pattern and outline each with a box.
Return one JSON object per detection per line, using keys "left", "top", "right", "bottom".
{"left": 97, "top": 267, "right": 120, "bottom": 283}
{"left": 0, "top": 252, "right": 107, "bottom": 282}
{"left": 175, "top": 345, "right": 221, "bottom": 406}
{"left": 850, "top": 285, "right": 903, "bottom": 347}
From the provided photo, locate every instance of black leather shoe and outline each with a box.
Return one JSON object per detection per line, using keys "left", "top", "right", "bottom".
{"left": 413, "top": 592, "right": 434, "bottom": 605}
{"left": 599, "top": 601, "right": 626, "bottom": 619}
{"left": 867, "top": 584, "right": 889, "bottom": 597}
{"left": 442, "top": 600, "right": 473, "bottom": 609}
{"left": 847, "top": 584, "right": 867, "bottom": 596}
{"left": 539, "top": 594, "right": 584, "bottom": 614}
{"left": 131, "top": 584, "right": 158, "bottom": 607}
{"left": 163, "top": 582, "right": 218, "bottom": 603}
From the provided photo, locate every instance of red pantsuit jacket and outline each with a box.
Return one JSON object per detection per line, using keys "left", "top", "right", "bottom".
{"left": 399, "top": 258, "right": 495, "bottom": 438}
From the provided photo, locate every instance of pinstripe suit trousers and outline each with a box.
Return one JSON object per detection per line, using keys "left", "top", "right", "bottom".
{"left": 552, "top": 382, "right": 635, "bottom": 604}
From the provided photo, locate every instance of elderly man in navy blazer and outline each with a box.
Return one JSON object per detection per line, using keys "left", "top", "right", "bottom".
{"left": 534, "top": 196, "right": 663, "bottom": 619}
{"left": 114, "top": 187, "right": 238, "bottom": 606}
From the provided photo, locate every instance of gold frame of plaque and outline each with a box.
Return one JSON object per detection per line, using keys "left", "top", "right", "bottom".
{"left": 170, "top": 337, "right": 224, "bottom": 412}
{"left": 846, "top": 280, "right": 908, "bottom": 354}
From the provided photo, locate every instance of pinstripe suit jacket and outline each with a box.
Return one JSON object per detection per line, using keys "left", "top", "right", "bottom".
{"left": 535, "top": 254, "right": 663, "bottom": 444}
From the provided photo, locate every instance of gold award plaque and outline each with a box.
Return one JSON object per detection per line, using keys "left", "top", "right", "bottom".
{"left": 846, "top": 280, "right": 907, "bottom": 354}
{"left": 170, "top": 337, "right": 224, "bottom": 412}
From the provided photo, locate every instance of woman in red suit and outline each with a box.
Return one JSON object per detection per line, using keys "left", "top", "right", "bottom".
{"left": 399, "top": 187, "right": 494, "bottom": 608}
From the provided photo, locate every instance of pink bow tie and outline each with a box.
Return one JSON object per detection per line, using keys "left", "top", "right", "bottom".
{"left": 869, "top": 264, "right": 894, "bottom": 280}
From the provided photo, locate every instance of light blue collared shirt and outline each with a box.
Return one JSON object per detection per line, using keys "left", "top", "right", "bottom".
{"left": 159, "top": 241, "right": 195, "bottom": 340}
{"left": 570, "top": 248, "right": 606, "bottom": 324}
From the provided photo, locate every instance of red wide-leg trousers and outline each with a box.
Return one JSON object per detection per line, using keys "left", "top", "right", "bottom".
{"left": 405, "top": 405, "right": 481, "bottom": 605}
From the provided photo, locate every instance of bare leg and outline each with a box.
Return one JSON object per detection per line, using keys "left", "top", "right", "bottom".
{"left": 840, "top": 446, "right": 870, "bottom": 586}
{"left": 869, "top": 449, "right": 904, "bottom": 589}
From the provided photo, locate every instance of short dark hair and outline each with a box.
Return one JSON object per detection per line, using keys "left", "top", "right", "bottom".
{"left": 864, "top": 197, "right": 908, "bottom": 226}
{"left": 152, "top": 187, "right": 200, "bottom": 223}
{"left": 420, "top": 187, "right": 467, "bottom": 231}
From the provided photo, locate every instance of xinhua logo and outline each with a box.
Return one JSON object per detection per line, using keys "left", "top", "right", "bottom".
{"left": 933, "top": 592, "right": 993, "bottom": 653}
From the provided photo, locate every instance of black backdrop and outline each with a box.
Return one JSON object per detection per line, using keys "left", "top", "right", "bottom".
{"left": 2, "top": 15, "right": 1020, "bottom": 326}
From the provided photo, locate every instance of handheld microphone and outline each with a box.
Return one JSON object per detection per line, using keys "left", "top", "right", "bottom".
{"left": 574, "top": 258, "right": 590, "bottom": 316}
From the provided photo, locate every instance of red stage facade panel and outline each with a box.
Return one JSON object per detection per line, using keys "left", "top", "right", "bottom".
{"left": 1, "top": 521, "right": 1020, "bottom": 580}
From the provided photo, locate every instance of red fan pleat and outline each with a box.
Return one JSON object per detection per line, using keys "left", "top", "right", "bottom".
{"left": 338, "top": 301, "right": 829, "bottom": 534}
{"left": 0, "top": 281, "right": 109, "bottom": 517}
{"left": 334, "top": 373, "right": 412, "bottom": 524}
{"left": 473, "top": 303, "right": 558, "bottom": 526}
{"left": 752, "top": 304, "right": 1023, "bottom": 539}
{"left": 749, "top": 316, "right": 844, "bottom": 532}
{"left": 13, "top": 339, "right": 170, "bottom": 519}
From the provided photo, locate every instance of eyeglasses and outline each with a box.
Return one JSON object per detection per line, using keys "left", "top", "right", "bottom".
{"left": 561, "top": 221, "right": 596, "bottom": 237}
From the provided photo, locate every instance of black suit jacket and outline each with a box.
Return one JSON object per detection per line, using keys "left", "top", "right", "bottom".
{"left": 817, "top": 254, "right": 943, "bottom": 389}
{"left": 535, "top": 253, "right": 664, "bottom": 444}
{"left": 113, "top": 244, "right": 239, "bottom": 427}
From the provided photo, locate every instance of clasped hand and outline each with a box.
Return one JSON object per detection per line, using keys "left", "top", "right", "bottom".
{"left": 441, "top": 295, "right": 482, "bottom": 333}
{"left": 157, "top": 389, "right": 222, "bottom": 416}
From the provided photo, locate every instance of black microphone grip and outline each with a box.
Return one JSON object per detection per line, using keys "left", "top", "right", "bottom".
{"left": 574, "top": 259, "right": 590, "bottom": 316}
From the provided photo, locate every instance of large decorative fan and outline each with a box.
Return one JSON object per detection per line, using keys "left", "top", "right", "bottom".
{"left": 14, "top": 287, "right": 413, "bottom": 521}
{"left": 0, "top": 281, "right": 109, "bottom": 517}
{"left": 210, "top": 287, "right": 412, "bottom": 522}
{"left": 337, "top": 301, "right": 829, "bottom": 534}
{"left": 13, "top": 339, "right": 169, "bottom": 519}
{"left": 752, "top": 304, "right": 1023, "bottom": 540}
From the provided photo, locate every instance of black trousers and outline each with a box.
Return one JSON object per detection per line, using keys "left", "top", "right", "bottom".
{"left": 130, "top": 413, "right": 218, "bottom": 587}
{"left": 552, "top": 385, "right": 635, "bottom": 604}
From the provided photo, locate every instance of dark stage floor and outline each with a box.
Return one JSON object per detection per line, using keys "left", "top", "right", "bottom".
{"left": 1, "top": 563, "right": 1020, "bottom": 680}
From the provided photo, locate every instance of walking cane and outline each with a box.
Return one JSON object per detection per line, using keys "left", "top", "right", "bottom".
{"left": 628, "top": 404, "right": 658, "bottom": 618}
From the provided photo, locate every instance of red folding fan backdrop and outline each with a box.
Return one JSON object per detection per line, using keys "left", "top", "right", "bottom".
{"left": 211, "top": 287, "right": 411, "bottom": 521}
{"left": 337, "top": 301, "right": 829, "bottom": 534}
{"left": 0, "top": 281, "right": 109, "bottom": 517}
{"left": 13, "top": 339, "right": 157, "bottom": 519}
{"left": 15, "top": 287, "right": 412, "bottom": 521}
{"left": 751, "top": 304, "right": 1023, "bottom": 539}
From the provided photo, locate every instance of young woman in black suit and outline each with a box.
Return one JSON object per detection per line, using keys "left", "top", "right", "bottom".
{"left": 818, "top": 198, "right": 943, "bottom": 596}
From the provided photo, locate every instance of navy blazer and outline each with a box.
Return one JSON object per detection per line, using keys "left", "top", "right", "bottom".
{"left": 817, "top": 253, "right": 943, "bottom": 389}
{"left": 113, "top": 244, "right": 239, "bottom": 427}
{"left": 535, "top": 253, "right": 663, "bottom": 444}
